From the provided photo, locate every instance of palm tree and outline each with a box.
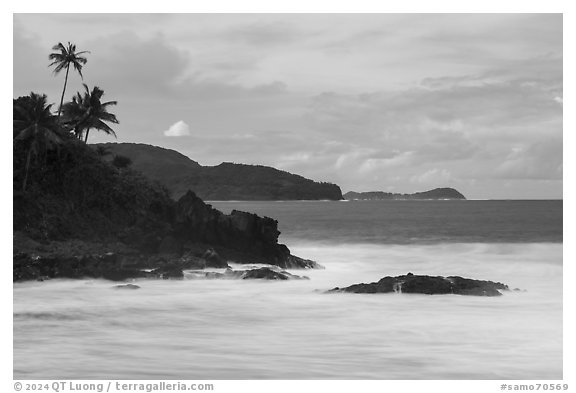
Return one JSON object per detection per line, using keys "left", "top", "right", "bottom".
{"left": 48, "top": 42, "right": 89, "bottom": 119}
{"left": 61, "top": 84, "right": 118, "bottom": 143}
{"left": 13, "top": 93, "right": 64, "bottom": 191}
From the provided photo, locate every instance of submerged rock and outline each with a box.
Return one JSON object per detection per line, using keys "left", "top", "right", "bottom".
{"left": 113, "top": 284, "right": 140, "bottom": 290}
{"left": 241, "top": 267, "right": 309, "bottom": 280}
{"left": 331, "top": 273, "right": 509, "bottom": 296}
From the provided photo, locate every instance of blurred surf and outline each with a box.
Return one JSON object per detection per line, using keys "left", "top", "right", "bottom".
{"left": 14, "top": 200, "right": 562, "bottom": 379}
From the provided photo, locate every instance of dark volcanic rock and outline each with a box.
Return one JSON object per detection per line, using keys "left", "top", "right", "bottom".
{"left": 184, "top": 266, "right": 308, "bottom": 280}
{"left": 446, "top": 276, "right": 508, "bottom": 296}
{"left": 178, "top": 251, "right": 207, "bottom": 269}
{"left": 241, "top": 267, "right": 308, "bottom": 280}
{"left": 13, "top": 252, "right": 147, "bottom": 282}
{"left": 177, "top": 247, "right": 230, "bottom": 269}
{"left": 158, "top": 235, "right": 182, "bottom": 255}
{"left": 102, "top": 267, "right": 147, "bottom": 281}
{"left": 201, "top": 248, "right": 228, "bottom": 268}
{"left": 113, "top": 284, "right": 141, "bottom": 290}
{"left": 152, "top": 262, "right": 184, "bottom": 279}
{"left": 332, "top": 273, "right": 509, "bottom": 296}
{"left": 173, "top": 191, "right": 322, "bottom": 269}
{"left": 13, "top": 191, "right": 320, "bottom": 282}
{"left": 185, "top": 269, "right": 243, "bottom": 280}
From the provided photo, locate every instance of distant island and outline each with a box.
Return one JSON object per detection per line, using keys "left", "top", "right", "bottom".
{"left": 96, "top": 143, "right": 343, "bottom": 201}
{"left": 344, "top": 188, "right": 466, "bottom": 200}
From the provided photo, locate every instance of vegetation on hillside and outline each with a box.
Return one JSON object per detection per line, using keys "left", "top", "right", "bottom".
{"left": 13, "top": 41, "right": 322, "bottom": 278}
{"left": 97, "top": 143, "right": 344, "bottom": 200}
{"left": 61, "top": 84, "right": 118, "bottom": 143}
{"left": 14, "top": 42, "right": 173, "bottom": 247}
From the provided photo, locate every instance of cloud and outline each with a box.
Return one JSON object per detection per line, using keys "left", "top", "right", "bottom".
{"left": 163, "top": 121, "right": 190, "bottom": 137}
{"left": 410, "top": 168, "right": 453, "bottom": 185}
{"left": 298, "top": 54, "right": 562, "bottom": 195}
{"left": 495, "top": 136, "right": 563, "bottom": 180}
{"left": 79, "top": 31, "right": 292, "bottom": 102}
{"left": 12, "top": 14, "right": 562, "bottom": 199}
{"left": 220, "top": 20, "right": 306, "bottom": 46}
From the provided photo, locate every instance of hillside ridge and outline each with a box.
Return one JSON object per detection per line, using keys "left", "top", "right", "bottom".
{"left": 344, "top": 188, "right": 466, "bottom": 200}
{"left": 96, "top": 142, "right": 343, "bottom": 201}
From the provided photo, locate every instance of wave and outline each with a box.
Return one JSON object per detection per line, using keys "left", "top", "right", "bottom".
{"left": 14, "top": 241, "right": 562, "bottom": 379}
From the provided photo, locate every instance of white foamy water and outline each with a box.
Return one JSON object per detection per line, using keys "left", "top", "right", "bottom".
{"left": 13, "top": 243, "right": 562, "bottom": 379}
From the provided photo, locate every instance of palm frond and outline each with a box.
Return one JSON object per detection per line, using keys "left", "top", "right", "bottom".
{"left": 48, "top": 54, "right": 65, "bottom": 62}
{"left": 15, "top": 126, "right": 36, "bottom": 141}
{"left": 72, "top": 63, "right": 84, "bottom": 79}
{"left": 50, "top": 62, "right": 67, "bottom": 74}
{"left": 51, "top": 42, "right": 66, "bottom": 52}
{"left": 90, "top": 119, "right": 117, "bottom": 137}
{"left": 97, "top": 113, "right": 119, "bottom": 124}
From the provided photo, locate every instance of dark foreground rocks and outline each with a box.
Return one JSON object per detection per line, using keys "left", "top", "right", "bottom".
{"left": 241, "top": 267, "right": 308, "bottom": 280}
{"left": 14, "top": 189, "right": 322, "bottom": 282}
{"left": 13, "top": 190, "right": 323, "bottom": 283}
{"left": 13, "top": 252, "right": 146, "bottom": 282}
{"left": 171, "top": 191, "right": 321, "bottom": 269}
{"left": 185, "top": 266, "right": 309, "bottom": 281}
{"left": 13, "top": 249, "right": 309, "bottom": 282}
{"left": 331, "top": 273, "right": 509, "bottom": 296}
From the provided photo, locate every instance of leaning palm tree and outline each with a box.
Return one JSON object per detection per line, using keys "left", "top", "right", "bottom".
{"left": 61, "top": 84, "right": 118, "bottom": 143}
{"left": 13, "top": 93, "right": 64, "bottom": 191}
{"left": 48, "top": 42, "right": 89, "bottom": 119}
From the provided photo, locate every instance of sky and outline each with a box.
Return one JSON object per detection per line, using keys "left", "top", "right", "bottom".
{"left": 13, "top": 13, "right": 563, "bottom": 199}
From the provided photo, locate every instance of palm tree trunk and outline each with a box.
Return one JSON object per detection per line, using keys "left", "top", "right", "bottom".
{"left": 22, "top": 148, "right": 32, "bottom": 192}
{"left": 57, "top": 64, "right": 70, "bottom": 119}
{"left": 84, "top": 129, "right": 90, "bottom": 143}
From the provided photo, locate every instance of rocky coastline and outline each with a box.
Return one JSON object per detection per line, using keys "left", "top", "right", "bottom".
{"left": 14, "top": 190, "right": 321, "bottom": 283}
{"left": 330, "top": 273, "right": 509, "bottom": 296}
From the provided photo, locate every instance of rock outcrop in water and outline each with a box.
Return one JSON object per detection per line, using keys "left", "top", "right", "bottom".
{"left": 172, "top": 191, "right": 319, "bottom": 269}
{"left": 114, "top": 284, "right": 140, "bottom": 290}
{"left": 330, "top": 273, "right": 508, "bottom": 296}
{"left": 13, "top": 249, "right": 314, "bottom": 282}
{"left": 241, "top": 267, "right": 309, "bottom": 280}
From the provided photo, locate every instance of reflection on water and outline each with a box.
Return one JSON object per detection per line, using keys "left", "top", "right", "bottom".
{"left": 14, "top": 243, "right": 562, "bottom": 379}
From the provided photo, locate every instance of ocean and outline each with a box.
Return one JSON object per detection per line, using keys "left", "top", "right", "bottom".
{"left": 13, "top": 200, "right": 563, "bottom": 379}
